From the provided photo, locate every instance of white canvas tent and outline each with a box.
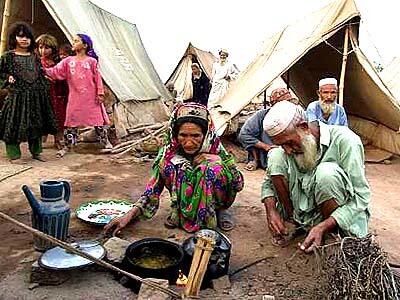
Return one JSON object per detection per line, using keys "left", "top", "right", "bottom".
{"left": 381, "top": 57, "right": 400, "bottom": 104}
{"left": 0, "top": 0, "right": 170, "bottom": 137}
{"left": 211, "top": 0, "right": 400, "bottom": 155}
{"left": 166, "top": 43, "right": 217, "bottom": 101}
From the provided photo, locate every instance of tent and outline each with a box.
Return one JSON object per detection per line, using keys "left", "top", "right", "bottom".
{"left": 211, "top": 0, "right": 400, "bottom": 155}
{"left": 0, "top": 0, "right": 171, "bottom": 137}
{"left": 381, "top": 57, "right": 400, "bottom": 104}
{"left": 165, "top": 43, "right": 217, "bottom": 101}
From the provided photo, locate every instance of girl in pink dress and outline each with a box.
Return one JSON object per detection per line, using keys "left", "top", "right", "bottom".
{"left": 45, "top": 34, "right": 111, "bottom": 156}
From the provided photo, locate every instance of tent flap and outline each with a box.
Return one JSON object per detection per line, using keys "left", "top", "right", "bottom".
{"left": 210, "top": 0, "right": 400, "bottom": 155}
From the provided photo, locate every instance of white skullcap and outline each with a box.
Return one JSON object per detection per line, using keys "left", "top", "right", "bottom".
{"left": 319, "top": 78, "right": 337, "bottom": 87}
{"left": 263, "top": 100, "right": 306, "bottom": 137}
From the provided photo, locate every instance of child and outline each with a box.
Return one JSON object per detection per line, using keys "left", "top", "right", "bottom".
{"left": 45, "top": 34, "right": 111, "bottom": 157}
{"left": 36, "top": 34, "right": 68, "bottom": 150}
{"left": 0, "top": 22, "right": 57, "bottom": 161}
{"left": 58, "top": 43, "right": 73, "bottom": 60}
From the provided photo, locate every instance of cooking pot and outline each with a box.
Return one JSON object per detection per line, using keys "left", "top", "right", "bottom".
{"left": 121, "top": 238, "right": 184, "bottom": 291}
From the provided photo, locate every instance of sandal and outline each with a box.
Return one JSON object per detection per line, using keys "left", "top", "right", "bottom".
{"left": 56, "top": 149, "right": 67, "bottom": 158}
{"left": 245, "top": 160, "right": 257, "bottom": 171}
{"left": 164, "top": 215, "right": 178, "bottom": 229}
{"left": 217, "top": 209, "right": 235, "bottom": 231}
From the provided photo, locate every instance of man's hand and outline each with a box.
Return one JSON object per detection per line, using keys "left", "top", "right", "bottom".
{"left": 193, "top": 153, "right": 221, "bottom": 166}
{"left": 264, "top": 197, "right": 287, "bottom": 236}
{"left": 299, "top": 225, "right": 325, "bottom": 253}
{"left": 262, "top": 144, "right": 277, "bottom": 152}
{"left": 299, "top": 217, "right": 337, "bottom": 253}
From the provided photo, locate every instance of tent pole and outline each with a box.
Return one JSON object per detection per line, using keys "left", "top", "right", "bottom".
{"left": 263, "top": 90, "right": 267, "bottom": 108}
{"left": 339, "top": 26, "right": 349, "bottom": 106}
{"left": 0, "top": 0, "right": 12, "bottom": 55}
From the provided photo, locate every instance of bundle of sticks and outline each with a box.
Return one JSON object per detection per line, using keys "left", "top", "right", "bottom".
{"left": 102, "top": 122, "right": 167, "bottom": 158}
{"left": 314, "top": 234, "right": 399, "bottom": 299}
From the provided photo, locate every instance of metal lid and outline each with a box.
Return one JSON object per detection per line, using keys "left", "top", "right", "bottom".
{"left": 38, "top": 241, "right": 106, "bottom": 270}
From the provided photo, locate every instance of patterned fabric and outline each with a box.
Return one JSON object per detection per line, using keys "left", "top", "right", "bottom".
{"left": 134, "top": 103, "right": 244, "bottom": 232}
{"left": 0, "top": 51, "right": 57, "bottom": 144}
{"left": 41, "top": 57, "right": 68, "bottom": 132}
{"left": 269, "top": 88, "right": 293, "bottom": 103}
{"left": 45, "top": 56, "right": 109, "bottom": 127}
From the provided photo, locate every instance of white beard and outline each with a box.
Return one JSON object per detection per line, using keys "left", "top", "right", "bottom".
{"left": 293, "top": 132, "right": 320, "bottom": 172}
{"left": 320, "top": 101, "right": 336, "bottom": 115}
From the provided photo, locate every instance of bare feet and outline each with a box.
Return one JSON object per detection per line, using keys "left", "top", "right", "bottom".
{"left": 32, "top": 154, "right": 46, "bottom": 162}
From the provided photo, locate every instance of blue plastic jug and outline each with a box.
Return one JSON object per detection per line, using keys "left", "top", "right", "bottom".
{"left": 22, "top": 180, "right": 71, "bottom": 251}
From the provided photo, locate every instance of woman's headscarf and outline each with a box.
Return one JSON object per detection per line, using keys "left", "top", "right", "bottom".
{"left": 77, "top": 33, "right": 98, "bottom": 61}
{"left": 161, "top": 102, "right": 221, "bottom": 163}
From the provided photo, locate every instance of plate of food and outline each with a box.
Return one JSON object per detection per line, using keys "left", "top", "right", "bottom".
{"left": 76, "top": 199, "right": 134, "bottom": 226}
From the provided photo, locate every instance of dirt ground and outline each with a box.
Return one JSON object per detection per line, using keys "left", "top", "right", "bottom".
{"left": 0, "top": 140, "right": 399, "bottom": 300}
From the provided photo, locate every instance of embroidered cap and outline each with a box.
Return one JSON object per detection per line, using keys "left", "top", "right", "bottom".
{"left": 263, "top": 100, "right": 306, "bottom": 137}
{"left": 176, "top": 105, "right": 208, "bottom": 122}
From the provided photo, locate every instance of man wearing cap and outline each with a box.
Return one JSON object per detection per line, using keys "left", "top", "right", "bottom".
{"left": 238, "top": 88, "right": 297, "bottom": 171}
{"left": 262, "top": 101, "right": 370, "bottom": 252}
{"left": 306, "top": 78, "right": 348, "bottom": 126}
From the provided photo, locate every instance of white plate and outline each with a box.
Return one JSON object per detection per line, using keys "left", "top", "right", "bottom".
{"left": 76, "top": 199, "right": 134, "bottom": 225}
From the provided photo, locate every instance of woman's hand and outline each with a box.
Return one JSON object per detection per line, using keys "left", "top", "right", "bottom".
{"left": 103, "top": 207, "right": 139, "bottom": 236}
{"left": 193, "top": 153, "right": 221, "bottom": 166}
{"left": 8, "top": 75, "right": 15, "bottom": 84}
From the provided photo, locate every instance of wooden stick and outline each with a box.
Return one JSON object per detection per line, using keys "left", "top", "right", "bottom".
{"left": 339, "top": 26, "right": 349, "bottom": 106}
{"left": 110, "top": 144, "right": 132, "bottom": 154}
{"left": 128, "top": 122, "right": 155, "bottom": 131}
{"left": 0, "top": 0, "right": 12, "bottom": 55}
{"left": 0, "top": 166, "right": 32, "bottom": 183}
{"left": 127, "top": 123, "right": 164, "bottom": 135}
{"left": 0, "top": 211, "right": 181, "bottom": 299}
{"left": 112, "top": 123, "right": 165, "bottom": 150}
{"left": 113, "top": 126, "right": 166, "bottom": 158}
{"left": 184, "top": 236, "right": 215, "bottom": 297}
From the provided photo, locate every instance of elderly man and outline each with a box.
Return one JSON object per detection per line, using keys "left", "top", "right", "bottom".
{"left": 306, "top": 78, "right": 348, "bottom": 126}
{"left": 208, "top": 49, "right": 239, "bottom": 108}
{"left": 238, "top": 88, "right": 296, "bottom": 171}
{"left": 262, "top": 101, "right": 370, "bottom": 252}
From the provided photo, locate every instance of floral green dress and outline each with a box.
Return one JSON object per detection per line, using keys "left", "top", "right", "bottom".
{"left": 134, "top": 103, "right": 244, "bottom": 232}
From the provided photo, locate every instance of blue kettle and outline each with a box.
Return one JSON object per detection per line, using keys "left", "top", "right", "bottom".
{"left": 22, "top": 180, "right": 71, "bottom": 251}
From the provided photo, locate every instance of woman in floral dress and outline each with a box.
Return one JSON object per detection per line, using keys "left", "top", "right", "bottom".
{"left": 104, "top": 103, "right": 244, "bottom": 235}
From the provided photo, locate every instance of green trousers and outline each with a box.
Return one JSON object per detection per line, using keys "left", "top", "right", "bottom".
{"left": 5, "top": 138, "right": 42, "bottom": 159}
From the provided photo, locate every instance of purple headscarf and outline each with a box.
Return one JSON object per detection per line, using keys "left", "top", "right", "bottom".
{"left": 77, "top": 33, "right": 98, "bottom": 61}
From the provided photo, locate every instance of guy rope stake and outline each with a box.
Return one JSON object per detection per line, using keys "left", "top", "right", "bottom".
{"left": 0, "top": 211, "right": 181, "bottom": 299}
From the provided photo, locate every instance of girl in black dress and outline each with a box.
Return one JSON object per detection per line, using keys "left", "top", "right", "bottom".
{"left": 0, "top": 22, "right": 57, "bottom": 161}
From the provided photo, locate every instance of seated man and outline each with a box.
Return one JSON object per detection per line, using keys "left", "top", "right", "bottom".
{"left": 238, "top": 88, "right": 296, "bottom": 171}
{"left": 262, "top": 101, "right": 370, "bottom": 253}
{"left": 306, "top": 78, "right": 348, "bottom": 126}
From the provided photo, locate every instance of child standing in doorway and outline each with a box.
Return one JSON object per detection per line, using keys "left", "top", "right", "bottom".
{"left": 36, "top": 34, "right": 68, "bottom": 150}
{"left": 45, "top": 34, "right": 111, "bottom": 157}
{"left": 0, "top": 22, "right": 57, "bottom": 162}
